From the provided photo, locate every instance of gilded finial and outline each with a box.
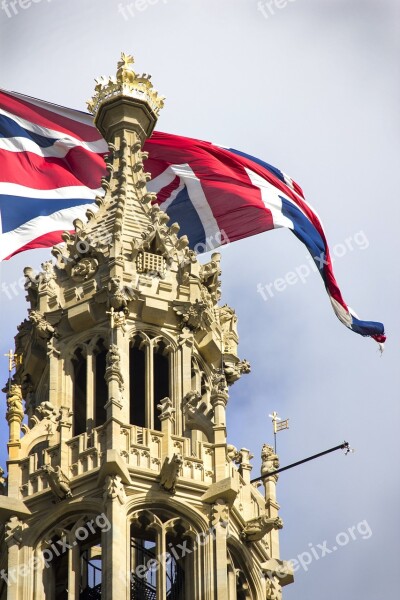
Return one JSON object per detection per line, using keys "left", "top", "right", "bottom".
{"left": 87, "top": 52, "right": 165, "bottom": 118}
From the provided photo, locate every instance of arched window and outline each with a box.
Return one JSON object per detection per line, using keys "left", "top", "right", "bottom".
{"left": 227, "top": 549, "right": 252, "bottom": 600}
{"left": 28, "top": 440, "right": 49, "bottom": 470}
{"left": 130, "top": 336, "right": 146, "bottom": 428}
{"left": 41, "top": 516, "right": 103, "bottom": 600}
{"left": 129, "top": 335, "right": 171, "bottom": 431}
{"left": 153, "top": 340, "right": 169, "bottom": 432}
{"left": 94, "top": 339, "right": 108, "bottom": 428}
{"left": 72, "top": 348, "right": 87, "bottom": 436}
{"left": 130, "top": 511, "right": 194, "bottom": 600}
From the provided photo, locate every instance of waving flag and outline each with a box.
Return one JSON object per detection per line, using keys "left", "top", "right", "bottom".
{"left": 0, "top": 90, "right": 385, "bottom": 347}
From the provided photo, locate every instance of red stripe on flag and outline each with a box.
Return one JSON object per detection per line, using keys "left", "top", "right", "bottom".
{"left": 0, "top": 148, "right": 106, "bottom": 190}
{"left": 3, "top": 230, "right": 70, "bottom": 260}
{"left": 0, "top": 91, "right": 101, "bottom": 142}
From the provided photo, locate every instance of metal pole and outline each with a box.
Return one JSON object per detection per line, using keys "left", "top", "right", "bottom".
{"left": 250, "top": 441, "right": 350, "bottom": 484}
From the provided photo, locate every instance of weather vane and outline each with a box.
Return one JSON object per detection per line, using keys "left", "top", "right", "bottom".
{"left": 3, "top": 349, "right": 22, "bottom": 392}
{"left": 269, "top": 410, "right": 289, "bottom": 452}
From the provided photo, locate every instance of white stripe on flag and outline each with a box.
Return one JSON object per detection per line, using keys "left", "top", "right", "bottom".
{"left": 148, "top": 164, "right": 221, "bottom": 247}
{"left": 0, "top": 107, "right": 107, "bottom": 155}
{"left": 5, "top": 90, "right": 98, "bottom": 127}
{"left": 0, "top": 183, "right": 102, "bottom": 199}
{"left": 244, "top": 167, "right": 294, "bottom": 230}
{"left": 0, "top": 204, "right": 96, "bottom": 261}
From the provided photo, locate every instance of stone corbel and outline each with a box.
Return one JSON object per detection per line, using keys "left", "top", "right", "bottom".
{"left": 5, "top": 516, "right": 24, "bottom": 547}
{"left": 261, "top": 559, "right": 294, "bottom": 588}
{"left": 103, "top": 474, "right": 126, "bottom": 505}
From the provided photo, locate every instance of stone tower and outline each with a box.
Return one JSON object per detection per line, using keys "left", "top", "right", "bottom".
{"left": 0, "top": 54, "right": 293, "bottom": 600}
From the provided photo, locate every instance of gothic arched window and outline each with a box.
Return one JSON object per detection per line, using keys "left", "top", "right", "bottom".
{"left": 130, "top": 510, "right": 195, "bottom": 600}
{"left": 72, "top": 348, "right": 87, "bottom": 436}
{"left": 94, "top": 339, "right": 108, "bottom": 428}
{"left": 129, "top": 335, "right": 171, "bottom": 431}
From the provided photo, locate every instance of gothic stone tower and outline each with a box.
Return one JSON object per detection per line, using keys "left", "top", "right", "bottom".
{"left": 0, "top": 54, "right": 294, "bottom": 600}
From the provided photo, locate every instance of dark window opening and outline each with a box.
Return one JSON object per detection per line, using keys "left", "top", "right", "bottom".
{"left": 94, "top": 342, "right": 108, "bottom": 427}
{"left": 79, "top": 533, "right": 102, "bottom": 600}
{"left": 153, "top": 350, "right": 169, "bottom": 432}
{"left": 130, "top": 343, "right": 146, "bottom": 427}
{"left": 49, "top": 535, "right": 69, "bottom": 600}
{"left": 29, "top": 440, "right": 49, "bottom": 470}
{"left": 73, "top": 348, "right": 87, "bottom": 437}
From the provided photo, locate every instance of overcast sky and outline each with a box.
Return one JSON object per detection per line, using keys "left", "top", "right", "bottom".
{"left": 1, "top": 1, "right": 399, "bottom": 598}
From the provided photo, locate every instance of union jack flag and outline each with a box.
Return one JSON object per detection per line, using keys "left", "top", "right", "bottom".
{"left": 0, "top": 89, "right": 386, "bottom": 348}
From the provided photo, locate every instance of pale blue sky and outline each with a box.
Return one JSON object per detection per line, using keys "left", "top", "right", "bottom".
{"left": 1, "top": 1, "right": 399, "bottom": 598}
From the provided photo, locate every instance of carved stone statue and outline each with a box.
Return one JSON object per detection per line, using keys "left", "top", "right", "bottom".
{"left": 241, "top": 515, "right": 283, "bottom": 542}
{"left": 107, "top": 276, "right": 136, "bottom": 313}
{"left": 23, "top": 267, "right": 39, "bottom": 309}
{"left": 35, "top": 401, "right": 57, "bottom": 420}
{"left": 226, "top": 444, "right": 240, "bottom": 463}
{"left": 105, "top": 344, "right": 124, "bottom": 391}
{"left": 159, "top": 454, "right": 182, "bottom": 494}
{"left": 5, "top": 383, "right": 24, "bottom": 420}
{"left": 41, "top": 465, "right": 72, "bottom": 501}
{"left": 29, "top": 310, "right": 56, "bottom": 340}
{"left": 224, "top": 359, "right": 251, "bottom": 385}
{"left": 211, "top": 371, "right": 228, "bottom": 396}
{"left": 38, "top": 261, "right": 57, "bottom": 295}
{"left": 261, "top": 444, "right": 279, "bottom": 478}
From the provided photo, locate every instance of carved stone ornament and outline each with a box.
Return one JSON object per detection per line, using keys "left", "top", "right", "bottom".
{"left": 241, "top": 515, "right": 283, "bottom": 543}
{"left": 266, "top": 576, "right": 282, "bottom": 600}
{"left": 103, "top": 474, "right": 126, "bottom": 504}
{"left": 157, "top": 397, "right": 175, "bottom": 421}
{"left": 159, "top": 454, "right": 182, "bottom": 494}
{"left": 211, "top": 498, "right": 229, "bottom": 529}
{"left": 178, "top": 327, "right": 193, "bottom": 347}
{"left": 173, "top": 299, "right": 213, "bottom": 332}
{"left": 261, "top": 444, "right": 280, "bottom": 478}
{"left": 105, "top": 344, "right": 124, "bottom": 390}
{"left": 87, "top": 52, "right": 165, "bottom": 118}
{"left": 71, "top": 257, "right": 98, "bottom": 281}
{"left": 41, "top": 464, "right": 73, "bottom": 501}
{"left": 5, "top": 516, "right": 23, "bottom": 547}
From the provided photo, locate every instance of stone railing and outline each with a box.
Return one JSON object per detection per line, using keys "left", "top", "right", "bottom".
{"left": 18, "top": 422, "right": 215, "bottom": 498}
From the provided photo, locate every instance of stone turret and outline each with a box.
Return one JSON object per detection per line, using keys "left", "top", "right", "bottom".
{"left": 0, "top": 53, "right": 293, "bottom": 600}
